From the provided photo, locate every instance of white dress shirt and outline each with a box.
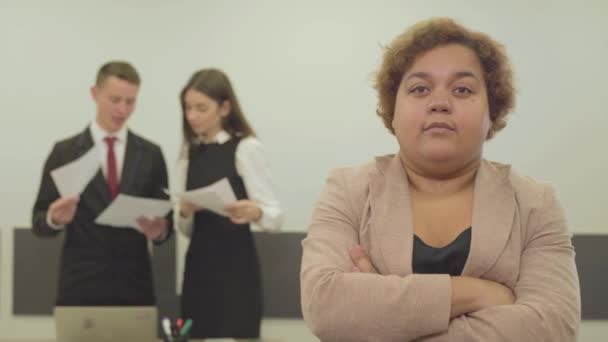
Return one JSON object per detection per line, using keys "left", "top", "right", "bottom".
{"left": 47, "top": 121, "right": 128, "bottom": 229}
{"left": 175, "top": 130, "right": 283, "bottom": 236}
{"left": 89, "top": 120, "right": 128, "bottom": 182}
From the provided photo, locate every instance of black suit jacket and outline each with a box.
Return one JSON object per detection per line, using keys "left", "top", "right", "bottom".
{"left": 32, "top": 127, "right": 173, "bottom": 306}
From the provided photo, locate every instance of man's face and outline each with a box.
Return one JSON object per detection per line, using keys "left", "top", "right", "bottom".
{"left": 91, "top": 76, "right": 139, "bottom": 133}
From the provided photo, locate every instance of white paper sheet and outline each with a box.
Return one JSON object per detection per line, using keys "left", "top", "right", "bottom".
{"left": 173, "top": 178, "right": 237, "bottom": 216}
{"left": 95, "top": 194, "right": 172, "bottom": 230}
{"left": 50, "top": 146, "right": 101, "bottom": 197}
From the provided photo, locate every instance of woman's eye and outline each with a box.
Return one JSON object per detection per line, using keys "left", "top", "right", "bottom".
{"left": 409, "top": 86, "right": 429, "bottom": 95}
{"left": 453, "top": 87, "right": 473, "bottom": 95}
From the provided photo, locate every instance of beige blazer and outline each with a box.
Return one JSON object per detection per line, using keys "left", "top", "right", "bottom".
{"left": 301, "top": 154, "right": 580, "bottom": 342}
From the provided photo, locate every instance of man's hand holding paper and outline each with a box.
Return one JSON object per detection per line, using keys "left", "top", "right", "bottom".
{"left": 95, "top": 194, "right": 172, "bottom": 233}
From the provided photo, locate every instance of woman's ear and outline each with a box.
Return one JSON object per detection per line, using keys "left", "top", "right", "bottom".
{"left": 220, "top": 100, "right": 232, "bottom": 117}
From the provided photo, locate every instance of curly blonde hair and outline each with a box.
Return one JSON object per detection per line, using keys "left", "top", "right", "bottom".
{"left": 375, "top": 18, "right": 515, "bottom": 139}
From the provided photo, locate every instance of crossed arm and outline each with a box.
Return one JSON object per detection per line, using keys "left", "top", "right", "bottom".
{"left": 301, "top": 171, "right": 580, "bottom": 342}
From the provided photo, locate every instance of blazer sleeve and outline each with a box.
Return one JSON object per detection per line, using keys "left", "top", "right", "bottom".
{"left": 417, "top": 184, "right": 580, "bottom": 342}
{"left": 301, "top": 168, "right": 453, "bottom": 342}
{"left": 150, "top": 145, "right": 174, "bottom": 245}
{"left": 32, "top": 143, "right": 64, "bottom": 237}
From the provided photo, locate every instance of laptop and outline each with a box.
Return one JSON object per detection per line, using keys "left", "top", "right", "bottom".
{"left": 54, "top": 306, "right": 158, "bottom": 342}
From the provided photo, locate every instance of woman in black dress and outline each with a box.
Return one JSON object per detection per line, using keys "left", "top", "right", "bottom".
{"left": 174, "top": 68, "right": 283, "bottom": 338}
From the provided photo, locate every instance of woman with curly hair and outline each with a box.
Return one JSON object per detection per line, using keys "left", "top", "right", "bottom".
{"left": 301, "top": 18, "right": 580, "bottom": 341}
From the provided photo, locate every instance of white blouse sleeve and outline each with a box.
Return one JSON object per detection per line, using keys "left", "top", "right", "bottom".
{"left": 235, "top": 137, "right": 283, "bottom": 231}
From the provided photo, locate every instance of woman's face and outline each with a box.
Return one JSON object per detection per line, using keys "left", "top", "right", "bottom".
{"left": 392, "top": 43, "right": 492, "bottom": 168}
{"left": 183, "top": 89, "right": 229, "bottom": 138}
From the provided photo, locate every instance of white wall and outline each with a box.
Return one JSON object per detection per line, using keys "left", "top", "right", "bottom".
{"left": 1, "top": 0, "right": 606, "bottom": 339}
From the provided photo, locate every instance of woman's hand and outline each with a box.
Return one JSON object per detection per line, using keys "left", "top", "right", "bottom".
{"left": 475, "top": 278, "right": 516, "bottom": 308}
{"left": 348, "top": 245, "right": 378, "bottom": 274}
{"left": 450, "top": 276, "right": 515, "bottom": 318}
{"left": 179, "top": 200, "right": 202, "bottom": 218}
{"left": 224, "top": 200, "right": 262, "bottom": 224}
{"left": 349, "top": 245, "right": 515, "bottom": 319}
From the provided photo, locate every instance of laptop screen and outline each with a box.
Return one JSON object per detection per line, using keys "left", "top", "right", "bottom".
{"left": 54, "top": 306, "right": 157, "bottom": 342}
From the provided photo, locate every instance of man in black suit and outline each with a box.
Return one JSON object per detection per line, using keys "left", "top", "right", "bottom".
{"left": 32, "top": 61, "right": 173, "bottom": 306}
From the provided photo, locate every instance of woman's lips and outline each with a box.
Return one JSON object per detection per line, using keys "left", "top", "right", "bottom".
{"left": 424, "top": 122, "right": 455, "bottom": 132}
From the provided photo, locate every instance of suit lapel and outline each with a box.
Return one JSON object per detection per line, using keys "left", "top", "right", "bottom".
{"left": 75, "top": 126, "right": 94, "bottom": 153}
{"left": 369, "top": 155, "right": 414, "bottom": 276}
{"left": 119, "top": 130, "right": 142, "bottom": 195}
{"left": 461, "top": 160, "right": 516, "bottom": 277}
{"left": 88, "top": 170, "right": 112, "bottom": 206}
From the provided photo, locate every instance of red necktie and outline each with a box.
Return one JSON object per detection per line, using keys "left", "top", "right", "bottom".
{"left": 104, "top": 136, "right": 118, "bottom": 199}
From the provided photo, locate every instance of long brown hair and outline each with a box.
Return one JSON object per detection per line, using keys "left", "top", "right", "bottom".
{"left": 180, "top": 68, "right": 255, "bottom": 144}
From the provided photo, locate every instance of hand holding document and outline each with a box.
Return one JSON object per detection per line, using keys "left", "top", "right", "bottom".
{"left": 95, "top": 194, "right": 172, "bottom": 231}
{"left": 173, "top": 178, "right": 237, "bottom": 217}
{"left": 51, "top": 146, "right": 101, "bottom": 197}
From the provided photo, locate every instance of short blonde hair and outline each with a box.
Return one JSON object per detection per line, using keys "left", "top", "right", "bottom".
{"left": 375, "top": 18, "right": 515, "bottom": 139}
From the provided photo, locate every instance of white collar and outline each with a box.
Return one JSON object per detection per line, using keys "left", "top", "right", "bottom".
{"left": 199, "top": 130, "right": 231, "bottom": 144}
{"left": 90, "top": 120, "right": 128, "bottom": 144}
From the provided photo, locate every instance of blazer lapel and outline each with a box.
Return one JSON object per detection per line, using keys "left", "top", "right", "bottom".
{"left": 369, "top": 154, "right": 414, "bottom": 276}
{"left": 461, "top": 160, "right": 516, "bottom": 278}
{"left": 89, "top": 170, "right": 112, "bottom": 206}
{"left": 369, "top": 156, "right": 515, "bottom": 278}
{"left": 119, "top": 130, "right": 142, "bottom": 195}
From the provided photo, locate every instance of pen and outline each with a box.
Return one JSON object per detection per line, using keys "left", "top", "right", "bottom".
{"left": 162, "top": 317, "right": 173, "bottom": 341}
{"left": 180, "top": 318, "right": 193, "bottom": 336}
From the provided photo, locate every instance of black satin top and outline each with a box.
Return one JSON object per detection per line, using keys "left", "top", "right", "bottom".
{"left": 412, "top": 227, "right": 472, "bottom": 276}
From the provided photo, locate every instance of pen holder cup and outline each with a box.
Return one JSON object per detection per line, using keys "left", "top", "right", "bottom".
{"left": 162, "top": 334, "right": 189, "bottom": 342}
